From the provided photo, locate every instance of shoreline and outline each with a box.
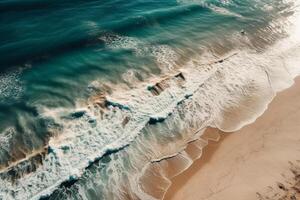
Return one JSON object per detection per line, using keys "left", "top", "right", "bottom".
{"left": 164, "top": 77, "right": 300, "bottom": 200}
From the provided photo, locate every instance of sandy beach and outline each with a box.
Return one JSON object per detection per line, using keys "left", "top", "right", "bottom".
{"left": 164, "top": 77, "right": 300, "bottom": 200}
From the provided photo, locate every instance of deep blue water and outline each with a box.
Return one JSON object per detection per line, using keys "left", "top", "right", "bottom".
{"left": 0, "top": 0, "right": 281, "bottom": 134}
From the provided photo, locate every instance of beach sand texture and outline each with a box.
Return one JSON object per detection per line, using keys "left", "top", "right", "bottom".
{"left": 165, "top": 78, "right": 300, "bottom": 200}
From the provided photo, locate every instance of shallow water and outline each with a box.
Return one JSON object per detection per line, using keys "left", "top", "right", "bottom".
{"left": 0, "top": 0, "right": 300, "bottom": 199}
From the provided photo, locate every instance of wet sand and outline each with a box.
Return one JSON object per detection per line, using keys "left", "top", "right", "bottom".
{"left": 164, "top": 77, "right": 300, "bottom": 200}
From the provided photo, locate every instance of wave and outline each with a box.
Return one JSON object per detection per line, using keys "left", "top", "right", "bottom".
{"left": 100, "top": 33, "right": 179, "bottom": 72}
{"left": 0, "top": 1, "right": 206, "bottom": 70}
{"left": 177, "top": 0, "right": 245, "bottom": 18}
{"left": 1, "top": 35, "right": 299, "bottom": 198}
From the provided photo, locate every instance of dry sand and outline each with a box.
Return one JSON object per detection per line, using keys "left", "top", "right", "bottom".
{"left": 164, "top": 78, "right": 300, "bottom": 200}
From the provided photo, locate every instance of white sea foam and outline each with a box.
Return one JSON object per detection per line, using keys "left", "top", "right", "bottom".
{"left": 176, "top": 0, "right": 254, "bottom": 19}
{"left": 100, "top": 34, "right": 179, "bottom": 72}
{"left": 0, "top": 127, "right": 15, "bottom": 154}
{"left": 0, "top": 68, "right": 23, "bottom": 103}
{"left": 150, "top": 45, "right": 178, "bottom": 71}
{"left": 208, "top": 5, "right": 244, "bottom": 18}
{"left": 100, "top": 34, "right": 146, "bottom": 54}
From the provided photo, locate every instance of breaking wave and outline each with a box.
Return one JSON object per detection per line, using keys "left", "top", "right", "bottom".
{"left": 1, "top": 33, "right": 299, "bottom": 199}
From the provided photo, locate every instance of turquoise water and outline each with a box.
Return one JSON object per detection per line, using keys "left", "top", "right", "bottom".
{"left": 0, "top": 0, "right": 299, "bottom": 199}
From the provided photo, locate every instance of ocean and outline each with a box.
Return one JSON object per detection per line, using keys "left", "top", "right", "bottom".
{"left": 0, "top": 0, "right": 300, "bottom": 199}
